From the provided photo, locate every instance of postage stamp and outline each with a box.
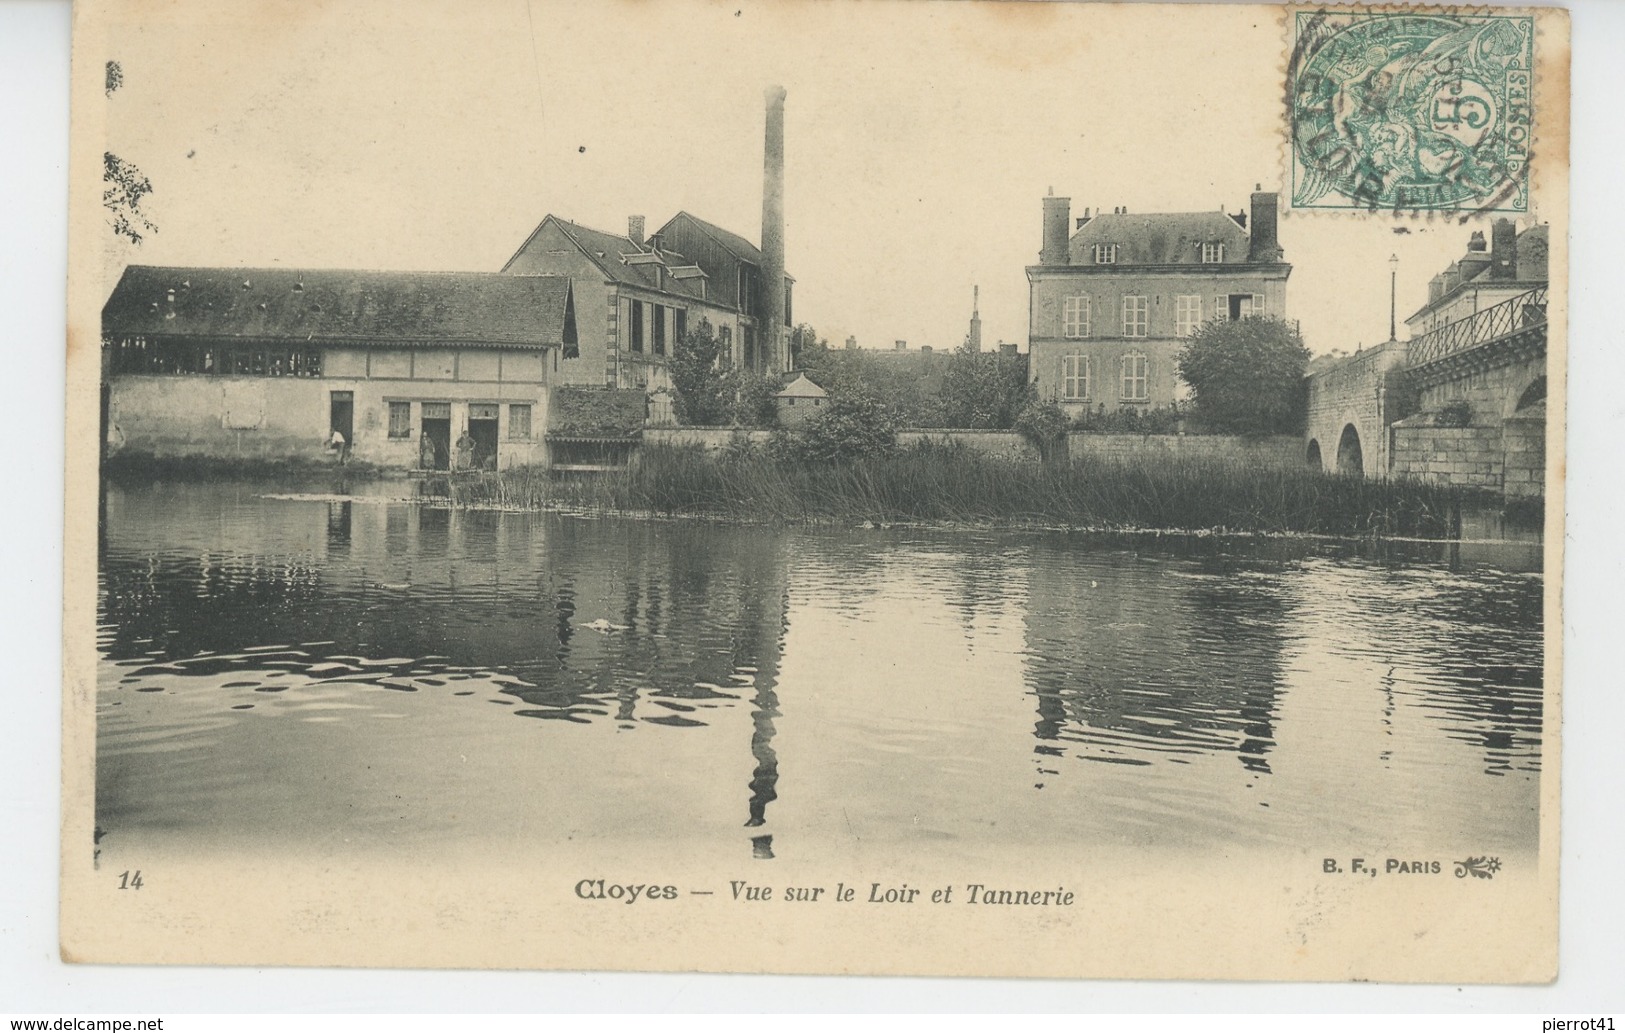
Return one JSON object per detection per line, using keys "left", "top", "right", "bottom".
{"left": 1288, "top": 8, "right": 1535, "bottom": 214}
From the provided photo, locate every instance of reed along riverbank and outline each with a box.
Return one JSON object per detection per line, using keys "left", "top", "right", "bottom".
{"left": 453, "top": 442, "right": 1521, "bottom": 537}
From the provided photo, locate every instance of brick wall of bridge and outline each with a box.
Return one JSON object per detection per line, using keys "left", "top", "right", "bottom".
{"left": 1389, "top": 351, "right": 1546, "bottom": 496}
{"left": 1390, "top": 423, "right": 1504, "bottom": 490}
{"left": 1415, "top": 353, "right": 1545, "bottom": 422}
{"left": 1304, "top": 341, "right": 1410, "bottom": 476}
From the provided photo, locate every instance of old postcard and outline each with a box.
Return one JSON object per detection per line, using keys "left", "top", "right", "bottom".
{"left": 62, "top": 0, "right": 1567, "bottom": 981}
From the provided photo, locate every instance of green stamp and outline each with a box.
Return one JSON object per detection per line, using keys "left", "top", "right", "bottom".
{"left": 1288, "top": 8, "right": 1534, "bottom": 213}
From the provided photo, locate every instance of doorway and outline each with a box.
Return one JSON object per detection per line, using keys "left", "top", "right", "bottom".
{"left": 329, "top": 391, "right": 353, "bottom": 453}
{"left": 468, "top": 403, "right": 499, "bottom": 470}
{"left": 420, "top": 401, "right": 451, "bottom": 471}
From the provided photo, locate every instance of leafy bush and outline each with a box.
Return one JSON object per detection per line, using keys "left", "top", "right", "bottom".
{"left": 1073, "top": 403, "right": 1187, "bottom": 435}
{"left": 787, "top": 394, "right": 900, "bottom": 462}
{"left": 1434, "top": 400, "right": 1474, "bottom": 427}
{"left": 551, "top": 387, "right": 646, "bottom": 436}
{"left": 1014, "top": 400, "right": 1070, "bottom": 464}
{"left": 1176, "top": 316, "right": 1310, "bottom": 435}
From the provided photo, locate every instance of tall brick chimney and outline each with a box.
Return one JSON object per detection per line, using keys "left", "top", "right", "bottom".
{"left": 1041, "top": 190, "right": 1071, "bottom": 265}
{"left": 628, "top": 215, "right": 646, "bottom": 247}
{"left": 1489, "top": 218, "right": 1518, "bottom": 280}
{"left": 1247, "top": 186, "right": 1282, "bottom": 262}
{"left": 761, "top": 85, "right": 788, "bottom": 371}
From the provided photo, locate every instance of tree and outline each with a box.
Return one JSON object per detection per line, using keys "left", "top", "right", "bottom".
{"left": 104, "top": 61, "right": 157, "bottom": 244}
{"left": 940, "top": 351, "right": 1032, "bottom": 429}
{"left": 789, "top": 322, "right": 825, "bottom": 368}
{"left": 669, "top": 318, "right": 731, "bottom": 426}
{"left": 797, "top": 347, "right": 944, "bottom": 428}
{"left": 1176, "top": 316, "right": 1310, "bottom": 435}
{"left": 104, "top": 152, "right": 157, "bottom": 245}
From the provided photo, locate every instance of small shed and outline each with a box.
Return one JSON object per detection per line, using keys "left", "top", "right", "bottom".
{"left": 774, "top": 374, "right": 828, "bottom": 427}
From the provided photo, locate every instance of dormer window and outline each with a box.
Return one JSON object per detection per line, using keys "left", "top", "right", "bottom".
{"left": 1094, "top": 243, "right": 1118, "bottom": 265}
{"left": 1201, "top": 242, "right": 1225, "bottom": 264}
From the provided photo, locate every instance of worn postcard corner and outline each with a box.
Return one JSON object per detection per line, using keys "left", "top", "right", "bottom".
{"left": 62, "top": 0, "right": 1567, "bottom": 982}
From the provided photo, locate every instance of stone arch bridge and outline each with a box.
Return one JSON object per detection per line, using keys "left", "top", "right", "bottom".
{"left": 1305, "top": 285, "right": 1547, "bottom": 497}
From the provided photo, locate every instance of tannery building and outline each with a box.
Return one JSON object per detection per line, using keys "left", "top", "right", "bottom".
{"left": 1026, "top": 187, "right": 1291, "bottom": 414}
{"left": 101, "top": 266, "right": 574, "bottom": 470}
{"left": 500, "top": 212, "right": 792, "bottom": 390}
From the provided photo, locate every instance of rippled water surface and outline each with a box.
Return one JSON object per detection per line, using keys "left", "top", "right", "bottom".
{"left": 96, "top": 481, "right": 1545, "bottom": 864}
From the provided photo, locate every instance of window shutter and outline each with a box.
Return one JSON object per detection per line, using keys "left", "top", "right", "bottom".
{"left": 1215, "top": 295, "right": 1228, "bottom": 321}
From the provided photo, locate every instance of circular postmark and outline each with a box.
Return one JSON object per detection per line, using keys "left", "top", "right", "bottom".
{"left": 1288, "top": 10, "right": 1533, "bottom": 213}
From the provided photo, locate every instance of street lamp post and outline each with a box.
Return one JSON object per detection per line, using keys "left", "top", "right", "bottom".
{"left": 1389, "top": 253, "right": 1400, "bottom": 342}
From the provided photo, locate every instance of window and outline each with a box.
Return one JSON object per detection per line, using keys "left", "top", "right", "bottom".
{"left": 105, "top": 337, "right": 322, "bottom": 377}
{"left": 1121, "top": 353, "right": 1149, "bottom": 401}
{"left": 719, "top": 324, "right": 733, "bottom": 364}
{"left": 1062, "top": 296, "right": 1091, "bottom": 338}
{"left": 1061, "top": 354, "right": 1090, "bottom": 399}
{"left": 508, "top": 403, "right": 531, "bottom": 440}
{"left": 1217, "top": 293, "right": 1267, "bottom": 320}
{"left": 630, "top": 300, "right": 644, "bottom": 352}
{"left": 674, "top": 308, "right": 687, "bottom": 348}
{"left": 387, "top": 401, "right": 411, "bottom": 439}
{"left": 653, "top": 304, "right": 666, "bottom": 356}
{"left": 1122, "top": 295, "right": 1148, "bottom": 337}
{"left": 1201, "top": 242, "right": 1225, "bottom": 264}
{"left": 1094, "top": 243, "right": 1118, "bottom": 264}
{"left": 1176, "top": 295, "right": 1203, "bottom": 336}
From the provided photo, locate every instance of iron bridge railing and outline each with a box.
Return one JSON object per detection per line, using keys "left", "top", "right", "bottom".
{"left": 1408, "top": 285, "right": 1547, "bottom": 367}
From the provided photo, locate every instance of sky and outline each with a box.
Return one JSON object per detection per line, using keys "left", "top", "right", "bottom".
{"left": 94, "top": 0, "right": 1548, "bottom": 356}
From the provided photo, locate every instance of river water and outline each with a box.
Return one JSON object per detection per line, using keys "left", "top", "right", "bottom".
{"left": 95, "top": 480, "right": 1545, "bottom": 867}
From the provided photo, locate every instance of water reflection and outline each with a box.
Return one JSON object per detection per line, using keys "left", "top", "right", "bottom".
{"left": 96, "top": 482, "right": 1545, "bottom": 862}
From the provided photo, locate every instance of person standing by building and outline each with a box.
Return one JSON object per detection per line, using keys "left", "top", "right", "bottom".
{"left": 328, "top": 427, "right": 348, "bottom": 465}
{"left": 454, "top": 428, "right": 475, "bottom": 471}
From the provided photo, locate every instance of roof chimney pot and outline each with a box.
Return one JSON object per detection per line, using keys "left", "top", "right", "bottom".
{"left": 1040, "top": 193, "right": 1071, "bottom": 265}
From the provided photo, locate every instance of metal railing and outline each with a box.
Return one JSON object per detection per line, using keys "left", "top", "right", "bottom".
{"left": 1407, "top": 285, "right": 1547, "bottom": 366}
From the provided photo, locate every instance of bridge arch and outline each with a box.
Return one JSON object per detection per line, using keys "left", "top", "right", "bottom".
{"left": 1306, "top": 439, "right": 1323, "bottom": 470}
{"left": 1336, "top": 424, "right": 1364, "bottom": 476}
{"left": 1511, "top": 373, "right": 1547, "bottom": 415}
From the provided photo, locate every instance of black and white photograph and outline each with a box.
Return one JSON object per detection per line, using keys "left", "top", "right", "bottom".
{"left": 58, "top": 0, "right": 1566, "bottom": 983}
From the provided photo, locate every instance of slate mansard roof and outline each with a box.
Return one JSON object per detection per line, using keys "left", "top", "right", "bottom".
{"left": 103, "top": 266, "right": 574, "bottom": 348}
{"left": 1067, "top": 211, "right": 1255, "bottom": 266}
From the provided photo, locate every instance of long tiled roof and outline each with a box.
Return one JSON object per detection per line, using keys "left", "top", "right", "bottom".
{"left": 103, "top": 266, "right": 571, "bottom": 347}
{"left": 1068, "top": 211, "right": 1253, "bottom": 265}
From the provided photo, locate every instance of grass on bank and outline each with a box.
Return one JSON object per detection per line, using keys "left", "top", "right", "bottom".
{"left": 453, "top": 442, "right": 1511, "bottom": 537}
